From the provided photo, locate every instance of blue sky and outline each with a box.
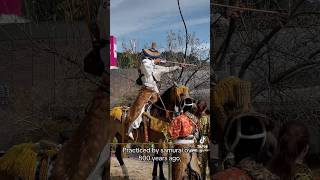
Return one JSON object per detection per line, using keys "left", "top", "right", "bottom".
{"left": 110, "top": 0, "right": 209, "bottom": 54}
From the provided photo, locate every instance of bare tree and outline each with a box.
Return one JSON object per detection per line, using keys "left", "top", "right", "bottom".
{"left": 160, "top": 31, "right": 210, "bottom": 95}
{"left": 212, "top": 0, "right": 320, "bottom": 152}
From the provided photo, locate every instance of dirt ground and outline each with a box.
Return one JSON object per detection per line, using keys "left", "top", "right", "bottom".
{"left": 110, "top": 156, "right": 169, "bottom": 180}
{"left": 110, "top": 155, "right": 211, "bottom": 180}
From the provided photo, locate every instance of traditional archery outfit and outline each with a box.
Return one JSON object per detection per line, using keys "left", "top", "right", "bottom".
{"left": 168, "top": 111, "right": 198, "bottom": 140}
{"left": 168, "top": 111, "right": 201, "bottom": 179}
{"left": 127, "top": 42, "right": 181, "bottom": 140}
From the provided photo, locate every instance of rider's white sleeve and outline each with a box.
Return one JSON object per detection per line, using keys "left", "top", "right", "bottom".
{"left": 141, "top": 59, "right": 154, "bottom": 76}
{"left": 153, "top": 65, "right": 181, "bottom": 81}
{"left": 141, "top": 59, "right": 159, "bottom": 93}
{"left": 154, "top": 65, "right": 181, "bottom": 73}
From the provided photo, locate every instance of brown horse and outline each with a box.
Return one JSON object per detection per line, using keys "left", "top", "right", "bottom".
{"left": 0, "top": 83, "right": 196, "bottom": 180}
{"left": 50, "top": 75, "right": 117, "bottom": 180}
{"left": 0, "top": 76, "right": 117, "bottom": 180}
{"left": 0, "top": 76, "right": 115, "bottom": 180}
{"left": 112, "top": 84, "right": 196, "bottom": 180}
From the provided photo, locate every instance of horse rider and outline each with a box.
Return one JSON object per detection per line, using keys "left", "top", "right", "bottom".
{"left": 195, "top": 100, "right": 210, "bottom": 179}
{"left": 127, "top": 42, "right": 185, "bottom": 140}
{"left": 195, "top": 100, "right": 210, "bottom": 144}
{"left": 168, "top": 107, "right": 198, "bottom": 141}
{"left": 168, "top": 104, "right": 202, "bottom": 179}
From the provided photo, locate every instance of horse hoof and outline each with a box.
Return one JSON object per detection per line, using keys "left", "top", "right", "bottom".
{"left": 124, "top": 176, "right": 130, "bottom": 180}
{"left": 152, "top": 176, "right": 158, "bottom": 180}
{"left": 159, "top": 176, "right": 167, "bottom": 180}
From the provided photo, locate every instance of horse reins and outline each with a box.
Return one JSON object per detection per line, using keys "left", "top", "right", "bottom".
{"left": 153, "top": 94, "right": 174, "bottom": 121}
{"left": 157, "top": 93, "right": 169, "bottom": 113}
{"left": 152, "top": 102, "right": 175, "bottom": 113}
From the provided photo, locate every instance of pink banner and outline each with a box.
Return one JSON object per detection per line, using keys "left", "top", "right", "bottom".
{"left": 110, "top": 35, "right": 118, "bottom": 69}
{"left": 0, "top": 0, "right": 22, "bottom": 16}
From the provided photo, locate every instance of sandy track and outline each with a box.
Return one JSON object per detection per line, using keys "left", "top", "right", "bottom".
{"left": 110, "top": 156, "right": 169, "bottom": 180}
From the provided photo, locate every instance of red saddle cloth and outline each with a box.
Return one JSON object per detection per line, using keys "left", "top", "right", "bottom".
{"left": 168, "top": 114, "right": 194, "bottom": 140}
{"left": 212, "top": 167, "right": 252, "bottom": 180}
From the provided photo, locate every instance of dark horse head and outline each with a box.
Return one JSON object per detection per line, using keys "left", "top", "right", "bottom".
{"left": 151, "top": 84, "right": 196, "bottom": 119}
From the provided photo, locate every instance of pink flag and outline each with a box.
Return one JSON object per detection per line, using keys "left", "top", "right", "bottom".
{"left": 0, "top": 0, "right": 22, "bottom": 16}
{"left": 110, "top": 35, "right": 118, "bottom": 69}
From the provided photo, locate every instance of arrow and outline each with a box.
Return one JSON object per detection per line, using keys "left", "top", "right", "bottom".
{"left": 160, "top": 59, "right": 197, "bottom": 67}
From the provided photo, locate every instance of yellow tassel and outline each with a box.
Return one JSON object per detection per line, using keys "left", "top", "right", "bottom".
{"left": 213, "top": 76, "right": 241, "bottom": 109}
{"left": 111, "top": 106, "right": 123, "bottom": 121}
{"left": 175, "top": 85, "right": 189, "bottom": 97}
{"left": 0, "top": 143, "right": 37, "bottom": 180}
{"left": 0, "top": 141, "right": 58, "bottom": 180}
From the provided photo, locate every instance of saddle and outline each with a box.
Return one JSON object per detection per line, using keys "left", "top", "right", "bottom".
{"left": 115, "top": 104, "right": 152, "bottom": 142}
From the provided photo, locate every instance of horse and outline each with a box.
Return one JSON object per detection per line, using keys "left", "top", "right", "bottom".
{"left": 0, "top": 83, "right": 197, "bottom": 180}
{"left": 112, "top": 84, "right": 197, "bottom": 180}
{"left": 49, "top": 75, "right": 117, "bottom": 180}
{"left": 0, "top": 76, "right": 115, "bottom": 180}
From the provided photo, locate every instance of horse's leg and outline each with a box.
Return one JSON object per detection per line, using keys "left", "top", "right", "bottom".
{"left": 153, "top": 142, "right": 168, "bottom": 180}
{"left": 87, "top": 144, "right": 111, "bottom": 180}
{"left": 152, "top": 151, "right": 159, "bottom": 180}
{"left": 152, "top": 161, "right": 159, "bottom": 180}
{"left": 152, "top": 141, "right": 166, "bottom": 180}
{"left": 115, "top": 133, "right": 129, "bottom": 178}
{"left": 158, "top": 156, "right": 166, "bottom": 180}
{"left": 158, "top": 144, "right": 166, "bottom": 180}
{"left": 102, "top": 153, "right": 110, "bottom": 180}
{"left": 201, "top": 152, "right": 208, "bottom": 179}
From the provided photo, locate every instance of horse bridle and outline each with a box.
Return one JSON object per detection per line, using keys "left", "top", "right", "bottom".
{"left": 224, "top": 114, "right": 267, "bottom": 152}
{"left": 180, "top": 97, "right": 196, "bottom": 113}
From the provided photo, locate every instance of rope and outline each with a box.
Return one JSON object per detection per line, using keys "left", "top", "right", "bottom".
{"left": 212, "top": 3, "right": 288, "bottom": 15}
{"left": 151, "top": 102, "right": 175, "bottom": 113}
{"left": 158, "top": 93, "right": 168, "bottom": 112}
{"left": 157, "top": 93, "right": 173, "bottom": 121}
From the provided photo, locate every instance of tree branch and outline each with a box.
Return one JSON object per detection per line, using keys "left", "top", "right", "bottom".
{"left": 309, "top": 49, "right": 320, "bottom": 59}
{"left": 213, "top": 18, "right": 236, "bottom": 70}
{"left": 253, "top": 61, "right": 320, "bottom": 98}
{"left": 238, "top": 0, "right": 306, "bottom": 78}
{"left": 238, "top": 25, "right": 282, "bottom": 78}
